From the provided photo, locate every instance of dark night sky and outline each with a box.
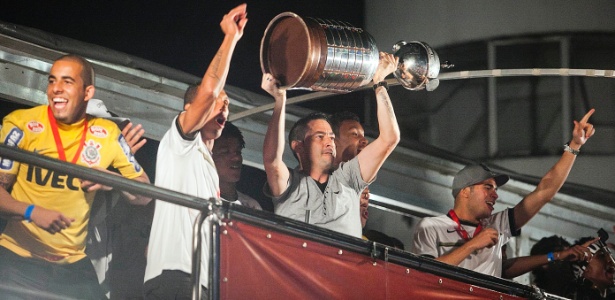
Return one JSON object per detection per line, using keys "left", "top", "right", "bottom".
{"left": 2, "top": 0, "right": 365, "bottom": 95}
{"left": 1, "top": 1, "right": 367, "bottom": 204}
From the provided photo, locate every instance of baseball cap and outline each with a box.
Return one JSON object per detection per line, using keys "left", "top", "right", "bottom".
{"left": 452, "top": 164, "right": 509, "bottom": 198}
{"left": 86, "top": 99, "right": 129, "bottom": 128}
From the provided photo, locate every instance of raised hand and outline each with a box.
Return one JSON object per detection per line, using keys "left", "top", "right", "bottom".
{"left": 122, "top": 122, "right": 146, "bottom": 154}
{"left": 558, "top": 237, "right": 600, "bottom": 262}
{"left": 261, "top": 73, "right": 285, "bottom": 99}
{"left": 220, "top": 3, "right": 248, "bottom": 41}
{"left": 570, "top": 108, "right": 596, "bottom": 148}
{"left": 373, "top": 52, "right": 398, "bottom": 83}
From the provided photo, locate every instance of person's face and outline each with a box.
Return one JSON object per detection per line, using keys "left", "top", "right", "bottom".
{"left": 212, "top": 136, "right": 243, "bottom": 184}
{"left": 201, "top": 91, "right": 229, "bottom": 141}
{"left": 583, "top": 249, "right": 615, "bottom": 289}
{"left": 360, "top": 187, "right": 370, "bottom": 228}
{"left": 465, "top": 178, "right": 499, "bottom": 221}
{"left": 47, "top": 59, "right": 93, "bottom": 124}
{"left": 300, "top": 119, "right": 336, "bottom": 171}
{"left": 334, "top": 120, "right": 368, "bottom": 165}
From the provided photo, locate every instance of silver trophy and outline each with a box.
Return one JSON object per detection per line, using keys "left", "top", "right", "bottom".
{"left": 260, "top": 12, "right": 448, "bottom": 93}
{"left": 393, "top": 40, "right": 443, "bottom": 91}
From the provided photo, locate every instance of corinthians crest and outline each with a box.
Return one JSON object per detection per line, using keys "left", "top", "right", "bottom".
{"left": 81, "top": 139, "right": 102, "bottom": 166}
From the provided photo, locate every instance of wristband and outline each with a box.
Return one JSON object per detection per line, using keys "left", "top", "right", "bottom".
{"left": 563, "top": 143, "right": 580, "bottom": 155}
{"left": 373, "top": 81, "right": 389, "bottom": 91}
{"left": 547, "top": 251, "right": 555, "bottom": 262}
{"left": 24, "top": 204, "right": 35, "bottom": 223}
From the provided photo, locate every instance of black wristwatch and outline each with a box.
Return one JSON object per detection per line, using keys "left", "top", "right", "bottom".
{"left": 372, "top": 81, "right": 389, "bottom": 91}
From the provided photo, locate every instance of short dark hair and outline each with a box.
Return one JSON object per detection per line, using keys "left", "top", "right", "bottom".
{"left": 531, "top": 235, "right": 570, "bottom": 256}
{"left": 530, "top": 235, "right": 573, "bottom": 288}
{"left": 218, "top": 121, "right": 245, "bottom": 148}
{"left": 184, "top": 84, "right": 199, "bottom": 106}
{"left": 56, "top": 54, "right": 95, "bottom": 87}
{"left": 288, "top": 112, "right": 331, "bottom": 161}
{"left": 330, "top": 111, "right": 361, "bottom": 137}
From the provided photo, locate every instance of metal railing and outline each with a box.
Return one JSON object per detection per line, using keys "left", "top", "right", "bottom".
{"left": 0, "top": 143, "right": 215, "bottom": 299}
{"left": 0, "top": 143, "right": 567, "bottom": 299}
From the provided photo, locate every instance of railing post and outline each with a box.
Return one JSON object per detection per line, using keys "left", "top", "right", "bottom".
{"left": 191, "top": 211, "right": 207, "bottom": 300}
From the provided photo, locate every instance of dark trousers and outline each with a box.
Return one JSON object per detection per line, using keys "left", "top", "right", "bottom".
{"left": 143, "top": 270, "right": 208, "bottom": 300}
{"left": 0, "top": 246, "right": 104, "bottom": 300}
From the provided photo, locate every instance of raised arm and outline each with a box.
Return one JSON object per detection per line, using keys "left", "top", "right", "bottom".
{"left": 356, "top": 52, "right": 401, "bottom": 183}
{"left": 513, "top": 109, "right": 595, "bottom": 228}
{"left": 262, "top": 73, "right": 290, "bottom": 197}
{"left": 179, "top": 3, "right": 248, "bottom": 135}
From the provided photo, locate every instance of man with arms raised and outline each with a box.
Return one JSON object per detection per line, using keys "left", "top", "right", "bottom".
{"left": 412, "top": 109, "right": 596, "bottom": 277}
{"left": 261, "top": 53, "right": 400, "bottom": 238}
{"left": 143, "top": 4, "right": 247, "bottom": 299}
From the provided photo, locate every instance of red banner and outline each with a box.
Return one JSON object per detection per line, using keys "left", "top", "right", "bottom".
{"left": 219, "top": 220, "right": 527, "bottom": 300}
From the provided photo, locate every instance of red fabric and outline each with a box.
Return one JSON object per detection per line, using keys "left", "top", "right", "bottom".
{"left": 219, "top": 220, "right": 526, "bottom": 300}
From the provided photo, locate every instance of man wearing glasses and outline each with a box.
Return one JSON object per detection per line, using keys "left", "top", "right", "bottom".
{"left": 411, "top": 109, "right": 596, "bottom": 277}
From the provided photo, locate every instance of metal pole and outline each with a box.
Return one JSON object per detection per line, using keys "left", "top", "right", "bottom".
{"left": 209, "top": 212, "right": 221, "bottom": 300}
{"left": 560, "top": 37, "right": 572, "bottom": 143}
{"left": 229, "top": 68, "right": 615, "bottom": 122}
{"left": 0, "top": 144, "right": 218, "bottom": 299}
{"left": 487, "top": 42, "right": 498, "bottom": 157}
{"left": 0, "top": 144, "right": 209, "bottom": 211}
{"left": 191, "top": 212, "right": 207, "bottom": 300}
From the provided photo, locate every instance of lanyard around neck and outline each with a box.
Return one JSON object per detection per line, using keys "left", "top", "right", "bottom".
{"left": 448, "top": 209, "right": 482, "bottom": 241}
{"left": 47, "top": 106, "right": 88, "bottom": 164}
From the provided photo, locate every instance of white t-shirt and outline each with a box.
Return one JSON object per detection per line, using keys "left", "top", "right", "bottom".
{"left": 144, "top": 116, "right": 219, "bottom": 288}
{"left": 411, "top": 209, "right": 516, "bottom": 277}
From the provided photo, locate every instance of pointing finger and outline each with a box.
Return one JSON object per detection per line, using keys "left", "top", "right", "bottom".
{"left": 579, "top": 108, "right": 595, "bottom": 124}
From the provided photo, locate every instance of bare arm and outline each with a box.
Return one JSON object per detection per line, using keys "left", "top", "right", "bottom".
{"left": 356, "top": 52, "right": 401, "bottom": 183}
{"left": 261, "top": 73, "right": 290, "bottom": 197}
{"left": 0, "top": 173, "right": 25, "bottom": 220}
{"left": 179, "top": 3, "right": 248, "bottom": 135}
{"left": 118, "top": 172, "right": 151, "bottom": 205}
{"left": 513, "top": 109, "right": 595, "bottom": 228}
{"left": 0, "top": 173, "right": 75, "bottom": 234}
{"left": 502, "top": 254, "right": 552, "bottom": 279}
{"left": 435, "top": 228, "right": 499, "bottom": 266}
{"left": 502, "top": 238, "right": 599, "bottom": 278}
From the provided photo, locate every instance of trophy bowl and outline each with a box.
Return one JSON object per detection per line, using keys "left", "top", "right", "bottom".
{"left": 393, "top": 41, "right": 441, "bottom": 91}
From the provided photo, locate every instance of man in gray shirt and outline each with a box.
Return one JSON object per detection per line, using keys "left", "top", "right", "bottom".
{"left": 261, "top": 52, "right": 400, "bottom": 238}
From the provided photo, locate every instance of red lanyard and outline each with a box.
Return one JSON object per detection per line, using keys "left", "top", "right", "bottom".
{"left": 47, "top": 106, "right": 88, "bottom": 164}
{"left": 448, "top": 209, "right": 482, "bottom": 241}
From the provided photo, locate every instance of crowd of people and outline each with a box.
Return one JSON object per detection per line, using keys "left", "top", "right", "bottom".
{"left": 0, "top": 3, "right": 613, "bottom": 299}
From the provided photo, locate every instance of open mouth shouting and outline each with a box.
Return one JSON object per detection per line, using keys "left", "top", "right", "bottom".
{"left": 216, "top": 116, "right": 227, "bottom": 128}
